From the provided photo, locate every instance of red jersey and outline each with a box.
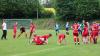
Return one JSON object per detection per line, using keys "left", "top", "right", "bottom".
{"left": 91, "top": 23, "right": 99, "bottom": 37}
{"left": 41, "top": 35, "right": 50, "bottom": 41}
{"left": 72, "top": 23, "right": 79, "bottom": 33}
{"left": 91, "top": 23, "right": 99, "bottom": 31}
{"left": 30, "top": 23, "right": 35, "bottom": 32}
{"left": 82, "top": 26, "right": 88, "bottom": 37}
{"left": 13, "top": 23, "right": 17, "bottom": 32}
{"left": 33, "top": 36, "right": 43, "bottom": 45}
{"left": 58, "top": 34, "right": 65, "bottom": 39}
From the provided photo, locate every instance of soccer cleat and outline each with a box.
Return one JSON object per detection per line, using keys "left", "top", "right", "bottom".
{"left": 75, "top": 43, "right": 76, "bottom": 45}
{"left": 78, "top": 43, "right": 80, "bottom": 45}
{"left": 56, "top": 33, "right": 58, "bottom": 36}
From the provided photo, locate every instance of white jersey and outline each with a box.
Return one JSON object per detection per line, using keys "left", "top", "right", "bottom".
{"left": 55, "top": 24, "right": 59, "bottom": 30}
{"left": 2, "top": 22, "right": 7, "bottom": 30}
{"left": 66, "top": 23, "right": 69, "bottom": 28}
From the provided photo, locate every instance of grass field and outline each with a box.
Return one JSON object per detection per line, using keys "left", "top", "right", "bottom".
{"left": 0, "top": 30, "right": 100, "bottom": 56}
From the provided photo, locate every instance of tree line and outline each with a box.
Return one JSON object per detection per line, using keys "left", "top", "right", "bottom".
{"left": 56, "top": 0, "right": 100, "bottom": 20}
{"left": 0, "top": 0, "right": 44, "bottom": 19}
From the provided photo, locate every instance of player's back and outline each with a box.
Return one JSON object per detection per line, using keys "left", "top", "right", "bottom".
{"left": 59, "top": 34, "right": 65, "bottom": 38}
{"left": 72, "top": 24, "right": 79, "bottom": 29}
{"left": 72, "top": 24, "right": 79, "bottom": 33}
{"left": 92, "top": 24, "right": 98, "bottom": 31}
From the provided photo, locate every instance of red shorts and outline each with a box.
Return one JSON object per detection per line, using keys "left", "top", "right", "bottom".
{"left": 33, "top": 38, "right": 44, "bottom": 45}
{"left": 13, "top": 29, "right": 17, "bottom": 33}
{"left": 73, "top": 32, "right": 78, "bottom": 37}
{"left": 82, "top": 32, "right": 88, "bottom": 37}
{"left": 36, "top": 41, "right": 43, "bottom": 45}
{"left": 59, "top": 36, "right": 65, "bottom": 40}
{"left": 92, "top": 30, "right": 98, "bottom": 37}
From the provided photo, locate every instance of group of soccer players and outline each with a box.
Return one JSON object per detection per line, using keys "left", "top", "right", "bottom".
{"left": 12, "top": 21, "right": 52, "bottom": 45}
{"left": 12, "top": 21, "right": 36, "bottom": 40}
{"left": 2, "top": 19, "right": 100, "bottom": 45}
{"left": 55, "top": 20, "right": 100, "bottom": 45}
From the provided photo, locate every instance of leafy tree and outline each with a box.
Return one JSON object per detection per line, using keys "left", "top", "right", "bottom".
{"left": 0, "top": 0, "right": 42, "bottom": 18}
{"left": 56, "top": 0, "right": 100, "bottom": 20}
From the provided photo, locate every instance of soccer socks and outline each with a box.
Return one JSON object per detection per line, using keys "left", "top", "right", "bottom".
{"left": 66, "top": 32, "right": 69, "bottom": 35}
{"left": 13, "top": 35, "right": 16, "bottom": 39}
{"left": 29, "top": 32, "right": 32, "bottom": 38}
{"left": 56, "top": 33, "right": 57, "bottom": 35}
{"left": 58, "top": 40, "right": 61, "bottom": 44}
{"left": 74, "top": 37, "right": 80, "bottom": 45}
{"left": 77, "top": 38, "right": 80, "bottom": 43}
{"left": 74, "top": 38, "right": 76, "bottom": 44}
{"left": 26, "top": 34, "right": 27, "bottom": 38}
{"left": 93, "top": 38, "right": 97, "bottom": 44}
{"left": 90, "top": 37, "right": 93, "bottom": 43}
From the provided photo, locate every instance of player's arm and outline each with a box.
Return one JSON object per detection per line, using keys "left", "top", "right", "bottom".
{"left": 2, "top": 24, "right": 4, "bottom": 31}
{"left": 78, "top": 24, "right": 80, "bottom": 29}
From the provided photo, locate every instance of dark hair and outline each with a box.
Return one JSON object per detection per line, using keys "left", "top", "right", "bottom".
{"left": 49, "top": 34, "right": 52, "bottom": 36}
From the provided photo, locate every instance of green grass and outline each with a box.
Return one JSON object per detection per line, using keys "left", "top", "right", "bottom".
{"left": 0, "top": 30, "right": 100, "bottom": 56}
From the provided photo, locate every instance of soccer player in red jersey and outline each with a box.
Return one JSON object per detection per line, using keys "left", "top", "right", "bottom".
{"left": 90, "top": 24, "right": 93, "bottom": 43}
{"left": 58, "top": 33, "right": 66, "bottom": 45}
{"left": 32, "top": 35, "right": 43, "bottom": 45}
{"left": 17, "top": 25, "right": 27, "bottom": 38}
{"left": 31, "top": 34, "right": 52, "bottom": 45}
{"left": 13, "top": 22, "right": 18, "bottom": 39}
{"left": 98, "top": 24, "right": 100, "bottom": 36}
{"left": 29, "top": 21, "right": 36, "bottom": 39}
{"left": 91, "top": 22, "right": 99, "bottom": 44}
{"left": 82, "top": 23, "right": 89, "bottom": 44}
{"left": 41, "top": 34, "right": 52, "bottom": 44}
{"left": 72, "top": 21, "right": 80, "bottom": 45}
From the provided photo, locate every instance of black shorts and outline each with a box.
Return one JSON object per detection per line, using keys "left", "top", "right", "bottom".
{"left": 21, "top": 30, "right": 25, "bottom": 33}
{"left": 66, "top": 28, "right": 69, "bottom": 31}
{"left": 55, "top": 29, "right": 59, "bottom": 32}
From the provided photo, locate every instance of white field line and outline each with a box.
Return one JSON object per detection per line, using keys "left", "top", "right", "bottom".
{"left": 11, "top": 46, "right": 65, "bottom": 56}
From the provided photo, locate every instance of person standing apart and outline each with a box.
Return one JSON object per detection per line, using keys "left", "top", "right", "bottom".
{"left": 13, "top": 22, "right": 18, "bottom": 39}
{"left": 55, "top": 23, "right": 60, "bottom": 35}
{"left": 1, "top": 20, "right": 7, "bottom": 40}
{"left": 65, "top": 22, "right": 69, "bottom": 35}
{"left": 29, "top": 21, "right": 36, "bottom": 39}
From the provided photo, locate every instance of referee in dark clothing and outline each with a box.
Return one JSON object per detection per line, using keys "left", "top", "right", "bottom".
{"left": 1, "top": 20, "right": 7, "bottom": 40}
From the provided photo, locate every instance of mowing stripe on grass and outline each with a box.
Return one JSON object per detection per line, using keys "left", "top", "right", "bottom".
{"left": 11, "top": 46, "right": 65, "bottom": 56}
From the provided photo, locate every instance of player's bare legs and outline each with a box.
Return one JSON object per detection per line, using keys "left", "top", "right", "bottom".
{"left": 29, "top": 32, "right": 33, "bottom": 39}
{"left": 94, "top": 35, "right": 98, "bottom": 44}
{"left": 58, "top": 38, "right": 62, "bottom": 45}
{"left": 77, "top": 37, "right": 80, "bottom": 45}
{"left": 17, "top": 32, "right": 22, "bottom": 38}
{"left": 13, "top": 32, "right": 16, "bottom": 39}
{"left": 83, "top": 37, "right": 88, "bottom": 44}
{"left": 25, "top": 32, "right": 27, "bottom": 38}
{"left": 63, "top": 39, "right": 66, "bottom": 45}
{"left": 74, "top": 36, "right": 80, "bottom": 45}
{"left": 74, "top": 36, "right": 77, "bottom": 45}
